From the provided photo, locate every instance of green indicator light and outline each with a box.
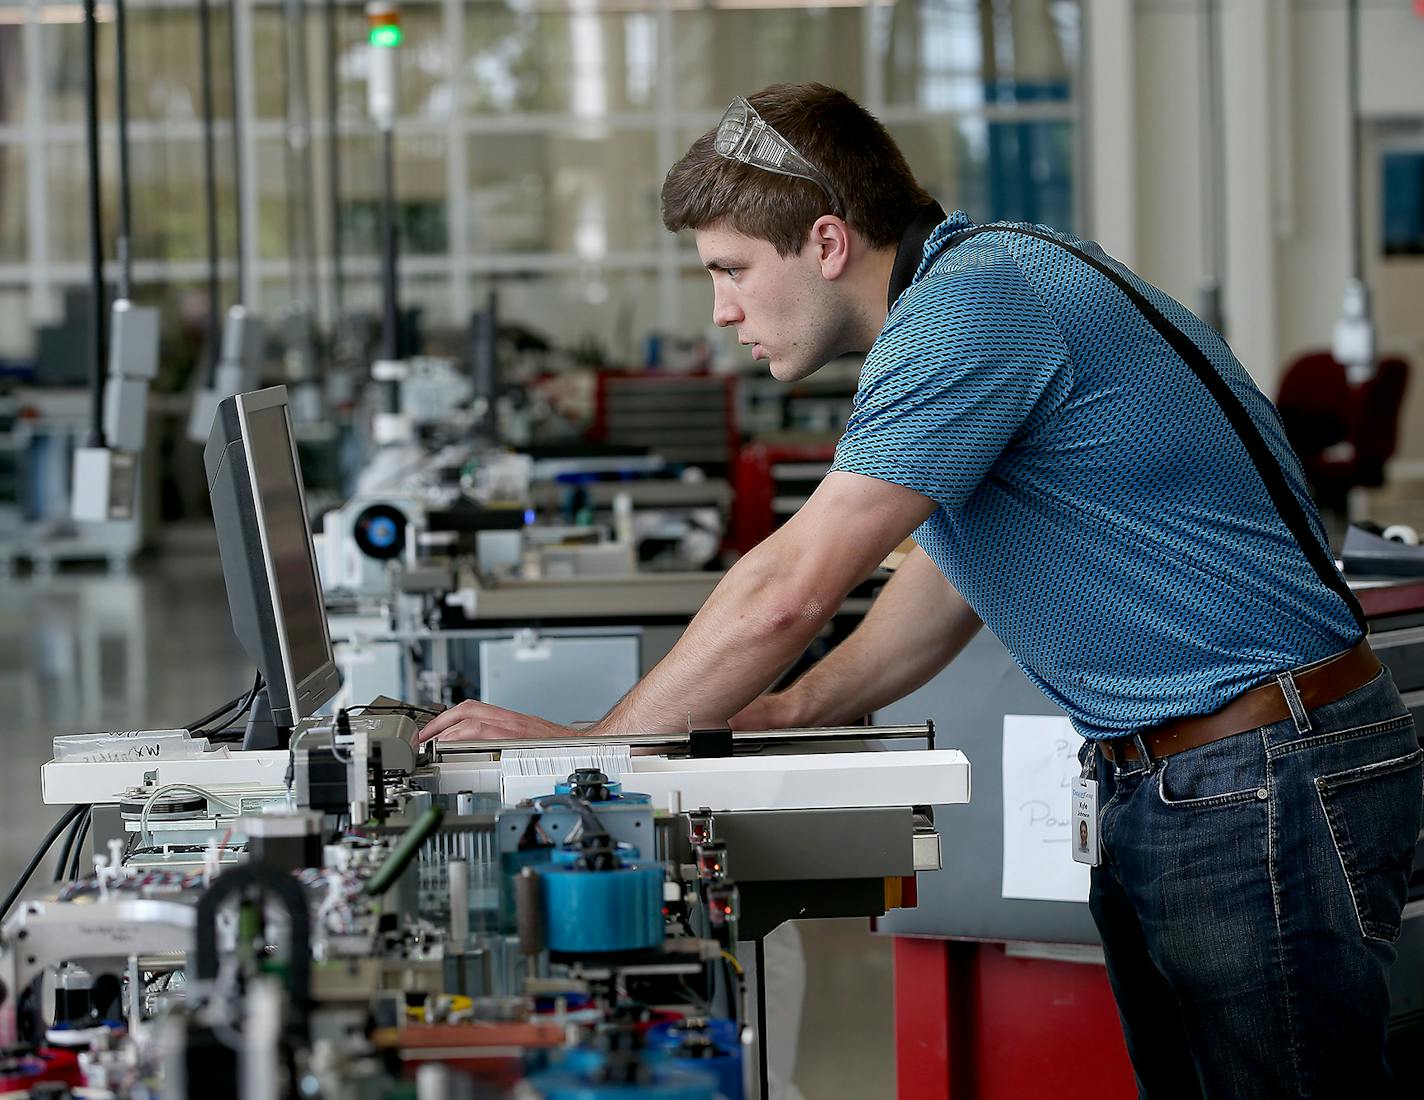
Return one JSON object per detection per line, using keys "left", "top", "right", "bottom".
{"left": 370, "top": 24, "right": 402, "bottom": 47}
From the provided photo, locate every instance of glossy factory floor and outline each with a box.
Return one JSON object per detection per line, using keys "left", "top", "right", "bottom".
{"left": 0, "top": 550, "right": 897, "bottom": 1099}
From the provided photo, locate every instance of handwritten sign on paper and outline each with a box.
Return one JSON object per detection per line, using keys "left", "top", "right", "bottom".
{"left": 1001, "top": 714, "right": 1091, "bottom": 903}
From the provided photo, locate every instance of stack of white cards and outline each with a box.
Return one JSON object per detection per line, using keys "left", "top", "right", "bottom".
{"left": 498, "top": 744, "right": 634, "bottom": 785}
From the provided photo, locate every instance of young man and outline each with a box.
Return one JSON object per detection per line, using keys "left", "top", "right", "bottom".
{"left": 422, "top": 83, "right": 1423, "bottom": 1096}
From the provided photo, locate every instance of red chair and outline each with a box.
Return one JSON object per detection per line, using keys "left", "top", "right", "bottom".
{"left": 1276, "top": 351, "right": 1409, "bottom": 513}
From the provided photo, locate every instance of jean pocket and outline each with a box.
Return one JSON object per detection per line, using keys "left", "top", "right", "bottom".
{"left": 1156, "top": 730, "right": 1269, "bottom": 808}
{"left": 1314, "top": 747, "right": 1424, "bottom": 943}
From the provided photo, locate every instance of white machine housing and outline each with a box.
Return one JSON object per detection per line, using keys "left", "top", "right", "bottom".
{"left": 318, "top": 492, "right": 426, "bottom": 597}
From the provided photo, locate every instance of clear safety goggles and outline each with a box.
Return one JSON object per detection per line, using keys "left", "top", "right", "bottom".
{"left": 714, "top": 96, "right": 843, "bottom": 216}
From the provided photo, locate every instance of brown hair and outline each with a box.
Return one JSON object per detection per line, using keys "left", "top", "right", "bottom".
{"left": 661, "top": 82, "right": 933, "bottom": 257}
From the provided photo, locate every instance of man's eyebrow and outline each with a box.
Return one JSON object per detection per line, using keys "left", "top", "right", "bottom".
{"left": 703, "top": 258, "right": 742, "bottom": 272}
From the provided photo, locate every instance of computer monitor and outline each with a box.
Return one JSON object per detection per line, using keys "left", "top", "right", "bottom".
{"left": 204, "top": 385, "right": 341, "bottom": 748}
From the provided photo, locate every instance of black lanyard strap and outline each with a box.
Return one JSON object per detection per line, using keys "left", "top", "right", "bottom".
{"left": 887, "top": 201, "right": 948, "bottom": 313}
{"left": 941, "top": 224, "right": 1366, "bottom": 634}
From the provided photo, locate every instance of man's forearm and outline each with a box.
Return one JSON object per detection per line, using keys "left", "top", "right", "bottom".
{"left": 421, "top": 472, "right": 937, "bottom": 744}
{"left": 591, "top": 536, "right": 837, "bottom": 735}
{"left": 761, "top": 545, "right": 981, "bottom": 727}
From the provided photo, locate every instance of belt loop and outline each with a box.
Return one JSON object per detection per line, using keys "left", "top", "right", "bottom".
{"left": 1276, "top": 669, "right": 1313, "bottom": 734}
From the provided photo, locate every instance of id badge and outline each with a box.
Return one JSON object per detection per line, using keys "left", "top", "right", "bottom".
{"left": 1071, "top": 776, "right": 1100, "bottom": 867}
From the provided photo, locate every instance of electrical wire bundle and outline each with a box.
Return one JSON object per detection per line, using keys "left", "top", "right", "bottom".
{"left": 0, "top": 805, "right": 87, "bottom": 922}
{"left": 53, "top": 806, "right": 92, "bottom": 884}
{"left": 0, "top": 674, "right": 271, "bottom": 923}
{"left": 187, "top": 670, "right": 264, "bottom": 740}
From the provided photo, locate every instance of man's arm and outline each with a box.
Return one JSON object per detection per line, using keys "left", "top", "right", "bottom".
{"left": 420, "top": 472, "right": 936, "bottom": 741}
{"left": 730, "top": 543, "right": 981, "bottom": 730}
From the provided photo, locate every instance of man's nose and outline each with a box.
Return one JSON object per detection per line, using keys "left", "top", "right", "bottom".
{"left": 712, "top": 290, "right": 742, "bottom": 328}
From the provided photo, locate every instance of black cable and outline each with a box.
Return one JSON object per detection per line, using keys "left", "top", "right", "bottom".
{"left": 83, "top": 0, "right": 107, "bottom": 447}
{"left": 1196, "top": 0, "right": 1225, "bottom": 337}
{"left": 198, "top": 0, "right": 222, "bottom": 387}
{"left": 380, "top": 127, "right": 399, "bottom": 362}
{"left": 328, "top": 708, "right": 353, "bottom": 764}
{"left": 68, "top": 813, "right": 92, "bottom": 881}
{"left": 185, "top": 691, "right": 245, "bottom": 733}
{"left": 2, "top": 806, "right": 84, "bottom": 921}
{"left": 114, "top": 0, "right": 133, "bottom": 301}
{"left": 323, "top": 0, "right": 343, "bottom": 317}
{"left": 1346, "top": 0, "right": 1362, "bottom": 282}
{"left": 199, "top": 673, "right": 263, "bottom": 736}
{"left": 52, "top": 810, "right": 84, "bottom": 883}
{"left": 185, "top": 670, "right": 263, "bottom": 734}
{"left": 278, "top": 0, "right": 309, "bottom": 318}
{"left": 226, "top": 0, "right": 246, "bottom": 304}
{"left": 228, "top": 670, "right": 265, "bottom": 725}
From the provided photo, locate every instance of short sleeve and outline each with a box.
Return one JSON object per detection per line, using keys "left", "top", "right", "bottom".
{"left": 832, "top": 247, "right": 1071, "bottom": 511}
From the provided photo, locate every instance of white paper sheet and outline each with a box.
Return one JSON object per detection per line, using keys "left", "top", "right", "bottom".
{"left": 1001, "top": 714, "right": 1091, "bottom": 903}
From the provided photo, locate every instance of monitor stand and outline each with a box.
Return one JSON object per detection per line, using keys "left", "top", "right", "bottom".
{"left": 243, "top": 688, "right": 292, "bottom": 751}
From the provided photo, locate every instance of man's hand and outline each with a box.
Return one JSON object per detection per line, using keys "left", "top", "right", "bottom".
{"left": 418, "top": 700, "right": 573, "bottom": 744}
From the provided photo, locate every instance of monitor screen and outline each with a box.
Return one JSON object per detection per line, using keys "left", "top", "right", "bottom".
{"left": 205, "top": 386, "right": 340, "bottom": 736}
{"left": 243, "top": 402, "right": 332, "bottom": 686}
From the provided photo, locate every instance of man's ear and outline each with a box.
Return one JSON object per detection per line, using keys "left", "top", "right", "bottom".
{"left": 810, "top": 215, "right": 852, "bottom": 281}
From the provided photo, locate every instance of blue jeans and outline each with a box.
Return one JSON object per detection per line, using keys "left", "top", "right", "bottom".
{"left": 1086, "top": 665, "right": 1423, "bottom": 1099}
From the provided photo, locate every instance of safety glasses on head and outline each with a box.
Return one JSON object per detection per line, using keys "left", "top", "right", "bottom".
{"left": 714, "top": 96, "right": 843, "bottom": 217}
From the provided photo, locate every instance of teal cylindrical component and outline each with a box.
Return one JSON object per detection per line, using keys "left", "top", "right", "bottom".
{"left": 540, "top": 863, "right": 663, "bottom": 954}
{"left": 529, "top": 1064, "right": 718, "bottom": 1100}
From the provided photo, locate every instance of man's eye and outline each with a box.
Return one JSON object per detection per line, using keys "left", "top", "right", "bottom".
{"left": 725, "top": 268, "right": 740, "bottom": 280}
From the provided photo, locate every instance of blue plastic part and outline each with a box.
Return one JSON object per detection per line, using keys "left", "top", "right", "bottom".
{"left": 529, "top": 1064, "right": 719, "bottom": 1100}
{"left": 540, "top": 863, "right": 664, "bottom": 954}
{"left": 645, "top": 1019, "right": 740, "bottom": 1053}
{"left": 548, "top": 846, "right": 643, "bottom": 867}
{"left": 532, "top": 993, "right": 594, "bottom": 1015}
{"left": 549, "top": 781, "right": 652, "bottom": 806}
{"left": 645, "top": 1020, "right": 743, "bottom": 1100}
{"left": 367, "top": 516, "right": 398, "bottom": 547}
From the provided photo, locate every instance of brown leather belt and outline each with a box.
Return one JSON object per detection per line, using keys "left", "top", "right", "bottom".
{"left": 1102, "top": 639, "right": 1381, "bottom": 766}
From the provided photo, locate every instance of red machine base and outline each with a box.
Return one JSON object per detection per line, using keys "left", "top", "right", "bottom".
{"left": 894, "top": 937, "right": 1136, "bottom": 1099}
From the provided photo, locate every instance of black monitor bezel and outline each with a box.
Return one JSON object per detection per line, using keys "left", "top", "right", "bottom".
{"left": 206, "top": 385, "right": 340, "bottom": 730}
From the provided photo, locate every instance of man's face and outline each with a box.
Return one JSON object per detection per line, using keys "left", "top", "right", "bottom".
{"left": 695, "top": 223, "right": 845, "bottom": 383}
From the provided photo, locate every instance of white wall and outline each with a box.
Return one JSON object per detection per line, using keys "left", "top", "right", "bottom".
{"left": 1090, "top": 1, "right": 1424, "bottom": 466}
{"left": 1361, "top": 6, "right": 1424, "bottom": 117}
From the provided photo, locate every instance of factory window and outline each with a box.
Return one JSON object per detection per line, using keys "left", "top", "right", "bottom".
{"left": 0, "top": 0, "right": 1081, "bottom": 368}
{"left": 1383, "top": 150, "right": 1424, "bottom": 257}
